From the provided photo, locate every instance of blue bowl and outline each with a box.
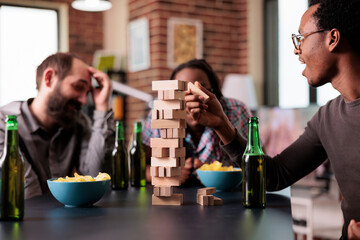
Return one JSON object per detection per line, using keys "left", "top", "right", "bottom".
{"left": 197, "top": 168, "right": 242, "bottom": 191}
{"left": 47, "top": 179, "right": 110, "bottom": 207}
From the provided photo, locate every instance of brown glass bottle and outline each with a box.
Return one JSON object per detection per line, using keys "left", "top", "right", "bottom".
{"left": 129, "top": 122, "right": 146, "bottom": 187}
{"left": 242, "top": 117, "right": 266, "bottom": 208}
{"left": 0, "top": 115, "right": 25, "bottom": 220}
{"left": 111, "top": 121, "right": 128, "bottom": 190}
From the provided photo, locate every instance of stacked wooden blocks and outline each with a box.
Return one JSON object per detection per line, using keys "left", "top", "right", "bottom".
{"left": 151, "top": 80, "right": 187, "bottom": 206}
{"left": 197, "top": 187, "right": 223, "bottom": 206}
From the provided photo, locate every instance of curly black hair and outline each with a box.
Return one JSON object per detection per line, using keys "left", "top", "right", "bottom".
{"left": 309, "top": 0, "right": 360, "bottom": 57}
{"left": 170, "top": 59, "right": 223, "bottom": 100}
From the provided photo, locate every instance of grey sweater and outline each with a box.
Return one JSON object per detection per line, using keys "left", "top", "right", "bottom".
{"left": 222, "top": 95, "right": 360, "bottom": 239}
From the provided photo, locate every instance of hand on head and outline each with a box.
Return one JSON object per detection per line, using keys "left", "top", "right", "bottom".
{"left": 88, "top": 67, "right": 112, "bottom": 112}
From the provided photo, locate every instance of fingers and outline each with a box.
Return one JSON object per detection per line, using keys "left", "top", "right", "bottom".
{"left": 349, "top": 219, "right": 360, "bottom": 240}
{"left": 184, "top": 158, "right": 193, "bottom": 169}
{"left": 193, "top": 158, "right": 203, "bottom": 169}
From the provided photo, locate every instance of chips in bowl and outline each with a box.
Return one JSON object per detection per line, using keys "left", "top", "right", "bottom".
{"left": 198, "top": 161, "right": 241, "bottom": 171}
{"left": 53, "top": 172, "right": 111, "bottom": 182}
{"left": 48, "top": 172, "right": 111, "bottom": 207}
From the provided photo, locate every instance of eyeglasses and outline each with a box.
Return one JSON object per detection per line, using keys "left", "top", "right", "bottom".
{"left": 292, "top": 29, "right": 328, "bottom": 50}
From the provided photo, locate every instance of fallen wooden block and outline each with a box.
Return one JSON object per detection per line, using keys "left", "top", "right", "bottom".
{"left": 197, "top": 187, "right": 217, "bottom": 195}
{"left": 213, "top": 196, "right": 223, "bottom": 206}
{"left": 153, "top": 186, "right": 173, "bottom": 197}
{"left": 151, "top": 176, "right": 181, "bottom": 186}
{"left": 198, "top": 195, "right": 215, "bottom": 206}
{"left": 151, "top": 119, "right": 186, "bottom": 129}
{"left": 188, "top": 82, "right": 210, "bottom": 103}
{"left": 152, "top": 193, "right": 183, "bottom": 205}
{"left": 152, "top": 80, "right": 187, "bottom": 91}
{"left": 150, "top": 138, "right": 183, "bottom": 148}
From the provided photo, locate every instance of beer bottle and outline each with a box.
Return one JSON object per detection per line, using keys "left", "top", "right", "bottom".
{"left": 0, "top": 115, "right": 25, "bottom": 220}
{"left": 111, "top": 121, "right": 128, "bottom": 190}
{"left": 242, "top": 117, "right": 266, "bottom": 208}
{"left": 129, "top": 121, "right": 146, "bottom": 187}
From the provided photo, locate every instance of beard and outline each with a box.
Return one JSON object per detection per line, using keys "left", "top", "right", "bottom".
{"left": 46, "top": 85, "right": 82, "bottom": 128}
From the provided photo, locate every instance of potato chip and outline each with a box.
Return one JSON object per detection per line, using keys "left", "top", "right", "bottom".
{"left": 53, "top": 172, "right": 111, "bottom": 182}
{"left": 198, "top": 161, "right": 241, "bottom": 171}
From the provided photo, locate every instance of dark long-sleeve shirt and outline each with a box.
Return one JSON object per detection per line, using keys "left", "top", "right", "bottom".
{"left": 221, "top": 95, "right": 360, "bottom": 239}
{"left": 0, "top": 99, "right": 115, "bottom": 199}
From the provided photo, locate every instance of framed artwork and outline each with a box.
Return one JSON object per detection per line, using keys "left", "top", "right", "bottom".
{"left": 167, "top": 17, "right": 203, "bottom": 69}
{"left": 93, "top": 50, "right": 122, "bottom": 72}
{"left": 128, "top": 17, "right": 150, "bottom": 72}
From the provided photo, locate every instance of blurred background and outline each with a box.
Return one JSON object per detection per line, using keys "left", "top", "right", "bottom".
{"left": 0, "top": 1, "right": 343, "bottom": 239}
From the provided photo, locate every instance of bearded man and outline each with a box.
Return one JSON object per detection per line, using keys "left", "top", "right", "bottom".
{"left": 0, "top": 52, "right": 114, "bottom": 199}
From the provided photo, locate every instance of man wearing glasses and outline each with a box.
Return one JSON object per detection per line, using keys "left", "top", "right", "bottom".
{"left": 185, "top": 0, "right": 360, "bottom": 239}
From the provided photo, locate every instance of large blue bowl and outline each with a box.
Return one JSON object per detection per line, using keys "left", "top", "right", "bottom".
{"left": 197, "top": 168, "right": 242, "bottom": 191}
{"left": 47, "top": 179, "right": 110, "bottom": 207}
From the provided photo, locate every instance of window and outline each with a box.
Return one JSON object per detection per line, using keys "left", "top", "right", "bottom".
{"left": 265, "top": 0, "right": 339, "bottom": 108}
{"left": 0, "top": 2, "right": 68, "bottom": 106}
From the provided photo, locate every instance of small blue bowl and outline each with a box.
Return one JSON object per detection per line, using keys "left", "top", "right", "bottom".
{"left": 47, "top": 179, "right": 110, "bottom": 207}
{"left": 197, "top": 168, "right": 242, "bottom": 191}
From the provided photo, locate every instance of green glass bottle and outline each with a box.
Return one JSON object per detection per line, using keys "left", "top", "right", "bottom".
{"left": 0, "top": 115, "right": 25, "bottom": 220}
{"left": 129, "top": 121, "right": 146, "bottom": 187}
{"left": 111, "top": 121, "right": 129, "bottom": 190}
{"left": 242, "top": 117, "right": 266, "bottom": 208}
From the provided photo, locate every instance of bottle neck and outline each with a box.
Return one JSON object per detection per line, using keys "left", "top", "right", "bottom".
{"left": 5, "top": 128, "right": 19, "bottom": 153}
{"left": 245, "top": 121, "right": 263, "bottom": 154}
{"left": 133, "top": 122, "right": 142, "bottom": 145}
{"left": 115, "top": 122, "right": 125, "bottom": 147}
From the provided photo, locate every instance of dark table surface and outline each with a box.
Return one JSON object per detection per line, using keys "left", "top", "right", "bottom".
{"left": 0, "top": 186, "right": 294, "bottom": 240}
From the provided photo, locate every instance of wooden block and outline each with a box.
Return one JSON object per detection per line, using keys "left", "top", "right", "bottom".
{"left": 169, "top": 147, "right": 186, "bottom": 157}
{"left": 165, "top": 167, "right": 181, "bottom": 177}
{"left": 153, "top": 186, "right": 173, "bottom": 197}
{"left": 150, "top": 138, "right": 183, "bottom": 148}
{"left": 214, "top": 197, "right": 223, "bottom": 206}
{"left": 151, "top": 109, "right": 158, "bottom": 120}
{"left": 197, "top": 187, "right": 217, "bottom": 195}
{"left": 151, "top": 148, "right": 169, "bottom": 157}
{"left": 153, "top": 100, "right": 184, "bottom": 110}
{"left": 151, "top": 119, "right": 186, "bottom": 129}
{"left": 152, "top": 193, "right": 183, "bottom": 205}
{"left": 151, "top": 176, "right": 180, "bottom": 186}
{"left": 158, "top": 90, "right": 164, "bottom": 100}
{"left": 151, "top": 157, "right": 184, "bottom": 167}
{"left": 153, "top": 186, "right": 160, "bottom": 196}
{"left": 188, "top": 82, "right": 210, "bottom": 102}
{"left": 160, "top": 129, "right": 167, "bottom": 138}
{"left": 163, "top": 90, "right": 185, "bottom": 100}
{"left": 198, "top": 195, "right": 214, "bottom": 206}
{"left": 150, "top": 166, "right": 159, "bottom": 177}
{"left": 179, "top": 157, "right": 185, "bottom": 167}
{"left": 172, "top": 128, "right": 186, "bottom": 138}
{"left": 158, "top": 167, "right": 165, "bottom": 177}
{"left": 166, "top": 128, "right": 173, "bottom": 138}
{"left": 163, "top": 109, "right": 186, "bottom": 119}
{"left": 152, "top": 80, "right": 187, "bottom": 91}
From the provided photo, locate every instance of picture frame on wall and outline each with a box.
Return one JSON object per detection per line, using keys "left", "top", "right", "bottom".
{"left": 167, "top": 17, "right": 203, "bottom": 69}
{"left": 128, "top": 17, "right": 150, "bottom": 72}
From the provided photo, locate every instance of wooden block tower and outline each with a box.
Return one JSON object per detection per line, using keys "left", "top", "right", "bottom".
{"left": 151, "top": 80, "right": 187, "bottom": 206}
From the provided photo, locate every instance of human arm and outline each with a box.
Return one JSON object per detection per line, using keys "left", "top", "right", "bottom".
{"left": 348, "top": 220, "right": 360, "bottom": 240}
{"left": 78, "top": 110, "right": 115, "bottom": 176}
{"left": 88, "top": 67, "right": 112, "bottom": 112}
{"left": 185, "top": 81, "right": 239, "bottom": 145}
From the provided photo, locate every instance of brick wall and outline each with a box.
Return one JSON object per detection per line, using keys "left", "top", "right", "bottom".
{"left": 37, "top": 0, "right": 103, "bottom": 64}
{"left": 126, "top": 0, "right": 248, "bottom": 140}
